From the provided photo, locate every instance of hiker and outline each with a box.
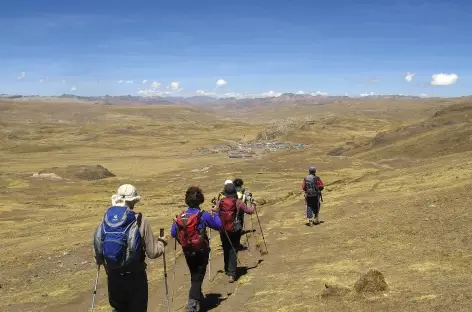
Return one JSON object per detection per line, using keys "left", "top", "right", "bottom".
{"left": 216, "top": 179, "right": 233, "bottom": 201}
{"left": 233, "top": 178, "right": 248, "bottom": 249}
{"left": 171, "top": 186, "right": 222, "bottom": 312}
{"left": 302, "top": 166, "right": 325, "bottom": 226}
{"left": 210, "top": 179, "right": 233, "bottom": 213}
{"left": 93, "top": 184, "right": 168, "bottom": 312}
{"left": 214, "top": 182, "right": 256, "bottom": 283}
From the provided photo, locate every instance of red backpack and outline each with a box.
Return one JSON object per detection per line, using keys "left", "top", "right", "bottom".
{"left": 175, "top": 211, "right": 208, "bottom": 250}
{"left": 218, "top": 197, "right": 242, "bottom": 232}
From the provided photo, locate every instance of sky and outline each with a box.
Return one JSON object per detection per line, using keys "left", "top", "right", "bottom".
{"left": 1, "top": 0, "right": 471, "bottom": 98}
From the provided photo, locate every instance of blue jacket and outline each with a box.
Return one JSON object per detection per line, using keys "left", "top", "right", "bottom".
{"left": 171, "top": 208, "right": 222, "bottom": 238}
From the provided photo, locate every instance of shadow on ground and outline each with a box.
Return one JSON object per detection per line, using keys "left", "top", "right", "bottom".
{"left": 202, "top": 293, "right": 228, "bottom": 311}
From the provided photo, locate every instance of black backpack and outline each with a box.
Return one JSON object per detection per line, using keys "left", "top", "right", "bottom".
{"left": 305, "top": 175, "right": 320, "bottom": 197}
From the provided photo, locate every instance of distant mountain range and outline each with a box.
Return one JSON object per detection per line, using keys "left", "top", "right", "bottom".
{"left": 0, "top": 93, "right": 439, "bottom": 108}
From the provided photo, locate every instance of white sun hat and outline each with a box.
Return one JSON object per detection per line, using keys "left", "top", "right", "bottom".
{"left": 224, "top": 179, "right": 233, "bottom": 185}
{"left": 111, "top": 184, "right": 141, "bottom": 206}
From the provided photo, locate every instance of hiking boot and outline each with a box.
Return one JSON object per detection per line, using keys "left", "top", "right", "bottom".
{"left": 314, "top": 216, "right": 320, "bottom": 225}
{"left": 187, "top": 298, "right": 200, "bottom": 312}
{"left": 229, "top": 276, "right": 235, "bottom": 283}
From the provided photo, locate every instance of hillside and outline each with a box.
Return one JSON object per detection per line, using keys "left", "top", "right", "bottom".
{"left": 332, "top": 101, "right": 472, "bottom": 161}
{"left": 1, "top": 96, "right": 472, "bottom": 312}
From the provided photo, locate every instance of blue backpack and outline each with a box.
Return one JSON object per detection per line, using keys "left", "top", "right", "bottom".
{"left": 93, "top": 206, "right": 144, "bottom": 271}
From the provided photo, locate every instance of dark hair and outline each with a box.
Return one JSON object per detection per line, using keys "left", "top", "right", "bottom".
{"left": 233, "top": 178, "right": 244, "bottom": 187}
{"left": 185, "top": 186, "right": 205, "bottom": 208}
{"left": 223, "top": 183, "right": 237, "bottom": 197}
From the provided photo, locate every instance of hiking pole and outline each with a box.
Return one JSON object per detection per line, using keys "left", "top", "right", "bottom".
{"left": 224, "top": 230, "right": 241, "bottom": 264}
{"left": 90, "top": 265, "right": 100, "bottom": 312}
{"left": 208, "top": 229, "right": 212, "bottom": 281}
{"left": 253, "top": 205, "right": 268, "bottom": 255}
{"left": 160, "top": 228, "right": 171, "bottom": 312}
{"left": 173, "top": 235, "right": 177, "bottom": 281}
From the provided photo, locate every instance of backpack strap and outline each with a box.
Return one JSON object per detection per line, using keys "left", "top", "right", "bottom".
{"left": 136, "top": 213, "right": 142, "bottom": 227}
{"left": 196, "top": 210, "right": 205, "bottom": 224}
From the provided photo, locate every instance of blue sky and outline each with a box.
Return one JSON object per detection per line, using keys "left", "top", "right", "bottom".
{"left": 0, "top": 0, "right": 471, "bottom": 98}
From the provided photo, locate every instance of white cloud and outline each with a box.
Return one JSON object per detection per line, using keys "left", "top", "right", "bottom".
{"left": 200, "top": 91, "right": 283, "bottom": 99}
{"left": 295, "top": 90, "right": 305, "bottom": 95}
{"left": 405, "top": 72, "right": 415, "bottom": 82}
{"left": 138, "top": 81, "right": 182, "bottom": 97}
{"left": 216, "top": 79, "right": 227, "bottom": 88}
{"left": 260, "top": 90, "right": 282, "bottom": 98}
{"left": 310, "top": 91, "right": 328, "bottom": 96}
{"left": 431, "top": 73, "right": 458, "bottom": 86}
{"left": 61, "top": 79, "right": 67, "bottom": 84}
{"left": 125, "top": 80, "right": 134, "bottom": 84}
{"left": 71, "top": 86, "right": 77, "bottom": 91}
{"left": 142, "top": 80, "right": 148, "bottom": 84}
{"left": 222, "top": 92, "right": 244, "bottom": 98}
{"left": 419, "top": 93, "right": 428, "bottom": 97}
{"left": 360, "top": 92, "right": 375, "bottom": 97}
{"left": 196, "top": 90, "right": 215, "bottom": 96}
{"left": 138, "top": 89, "right": 167, "bottom": 96}
{"left": 39, "top": 76, "right": 48, "bottom": 83}
{"left": 17, "top": 72, "right": 25, "bottom": 80}
{"left": 118, "top": 80, "right": 124, "bottom": 84}
{"left": 170, "top": 81, "right": 180, "bottom": 90}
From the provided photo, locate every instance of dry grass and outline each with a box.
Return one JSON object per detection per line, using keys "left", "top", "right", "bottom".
{"left": 1, "top": 96, "right": 472, "bottom": 311}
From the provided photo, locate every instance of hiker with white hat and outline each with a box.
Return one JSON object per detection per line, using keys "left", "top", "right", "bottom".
{"left": 213, "top": 182, "right": 256, "bottom": 283}
{"left": 211, "top": 179, "right": 234, "bottom": 204}
{"left": 93, "top": 184, "right": 168, "bottom": 312}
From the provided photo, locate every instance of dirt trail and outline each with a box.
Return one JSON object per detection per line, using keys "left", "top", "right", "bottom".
{"left": 151, "top": 197, "right": 336, "bottom": 312}
{"left": 47, "top": 197, "right": 295, "bottom": 312}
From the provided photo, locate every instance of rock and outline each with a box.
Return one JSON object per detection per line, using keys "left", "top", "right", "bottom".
{"left": 37, "top": 165, "right": 115, "bottom": 181}
{"left": 354, "top": 269, "right": 389, "bottom": 293}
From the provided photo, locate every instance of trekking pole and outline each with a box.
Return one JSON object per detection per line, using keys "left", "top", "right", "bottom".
{"left": 208, "top": 229, "right": 212, "bottom": 281}
{"left": 160, "top": 228, "right": 171, "bottom": 312}
{"left": 224, "top": 230, "right": 241, "bottom": 264}
{"left": 254, "top": 205, "right": 268, "bottom": 255}
{"left": 90, "top": 265, "right": 100, "bottom": 312}
{"left": 173, "top": 235, "right": 177, "bottom": 281}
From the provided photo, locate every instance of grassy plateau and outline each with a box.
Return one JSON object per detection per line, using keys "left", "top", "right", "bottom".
{"left": 1, "top": 96, "right": 472, "bottom": 311}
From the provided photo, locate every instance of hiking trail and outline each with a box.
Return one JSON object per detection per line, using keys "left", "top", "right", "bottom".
{"left": 50, "top": 195, "right": 327, "bottom": 312}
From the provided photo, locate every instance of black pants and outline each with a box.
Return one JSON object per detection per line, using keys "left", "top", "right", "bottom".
{"left": 107, "top": 270, "right": 148, "bottom": 312}
{"left": 184, "top": 249, "right": 209, "bottom": 301}
{"left": 306, "top": 196, "right": 321, "bottom": 218}
{"left": 220, "top": 231, "right": 240, "bottom": 277}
